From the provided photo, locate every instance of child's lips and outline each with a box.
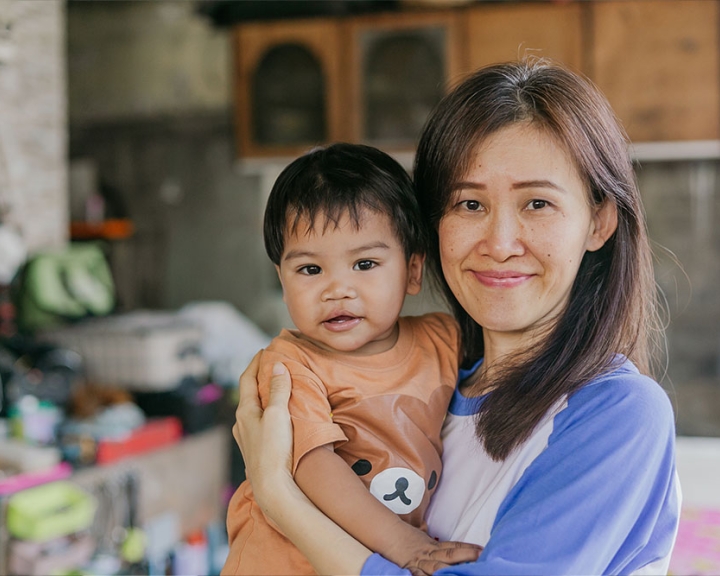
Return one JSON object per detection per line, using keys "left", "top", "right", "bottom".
{"left": 322, "top": 314, "right": 362, "bottom": 332}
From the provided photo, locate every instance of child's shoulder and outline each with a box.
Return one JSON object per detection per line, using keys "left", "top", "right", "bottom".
{"left": 402, "top": 311, "right": 458, "bottom": 334}
{"left": 265, "top": 328, "right": 303, "bottom": 353}
{"left": 262, "top": 330, "right": 320, "bottom": 373}
{"left": 401, "top": 312, "right": 460, "bottom": 351}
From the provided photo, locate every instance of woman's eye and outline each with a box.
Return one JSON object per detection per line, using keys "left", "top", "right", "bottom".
{"left": 460, "top": 199, "right": 482, "bottom": 212}
{"left": 527, "top": 199, "right": 549, "bottom": 210}
{"left": 299, "top": 265, "right": 321, "bottom": 275}
{"left": 354, "top": 260, "right": 376, "bottom": 271}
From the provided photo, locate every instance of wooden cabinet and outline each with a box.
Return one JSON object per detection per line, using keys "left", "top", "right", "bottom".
{"left": 233, "top": 10, "right": 463, "bottom": 157}
{"left": 345, "top": 11, "right": 465, "bottom": 150}
{"left": 232, "top": 18, "right": 346, "bottom": 157}
{"left": 589, "top": 0, "right": 720, "bottom": 142}
{"left": 465, "top": 2, "right": 584, "bottom": 73}
{"left": 232, "top": 1, "right": 720, "bottom": 158}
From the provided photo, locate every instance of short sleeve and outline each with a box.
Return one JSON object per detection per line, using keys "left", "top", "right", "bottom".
{"left": 258, "top": 351, "right": 347, "bottom": 474}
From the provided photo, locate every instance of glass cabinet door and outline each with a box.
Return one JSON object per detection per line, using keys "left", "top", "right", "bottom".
{"left": 362, "top": 28, "right": 445, "bottom": 145}
{"left": 252, "top": 43, "right": 326, "bottom": 146}
{"left": 233, "top": 19, "right": 345, "bottom": 157}
{"left": 348, "top": 11, "right": 464, "bottom": 151}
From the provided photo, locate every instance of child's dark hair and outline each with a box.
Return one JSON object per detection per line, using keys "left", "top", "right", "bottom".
{"left": 264, "top": 143, "right": 426, "bottom": 265}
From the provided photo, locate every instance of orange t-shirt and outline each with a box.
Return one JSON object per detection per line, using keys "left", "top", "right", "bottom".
{"left": 223, "top": 312, "right": 459, "bottom": 575}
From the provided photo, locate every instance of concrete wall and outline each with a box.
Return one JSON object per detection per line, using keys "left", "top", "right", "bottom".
{"left": 67, "top": 1, "right": 230, "bottom": 123}
{"left": 638, "top": 160, "right": 720, "bottom": 436}
{"left": 0, "top": 0, "right": 67, "bottom": 253}
{"left": 69, "top": 114, "right": 280, "bottom": 331}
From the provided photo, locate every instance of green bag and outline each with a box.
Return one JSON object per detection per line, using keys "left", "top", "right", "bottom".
{"left": 6, "top": 481, "right": 98, "bottom": 541}
{"left": 14, "top": 243, "right": 115, "bottom": 333}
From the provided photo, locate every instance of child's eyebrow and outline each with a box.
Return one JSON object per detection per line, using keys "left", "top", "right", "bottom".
{"left": 283, "top": 249, "right": 316, "bottom": 262}
{"left": 283, "top": 242, "right": 391, "bottom": 262}
{"left": 350, "top": 241, "right": 391, "bottom": 254}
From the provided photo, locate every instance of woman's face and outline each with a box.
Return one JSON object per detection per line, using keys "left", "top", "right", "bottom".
{"left": 438, "top": 122, "right": 616, "bottom": 354}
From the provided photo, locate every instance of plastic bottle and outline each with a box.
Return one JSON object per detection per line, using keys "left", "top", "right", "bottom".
{"left": 172, "top": 530, "right": 209, "bottom": 576}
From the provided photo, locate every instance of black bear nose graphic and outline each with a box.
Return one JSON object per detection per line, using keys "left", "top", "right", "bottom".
{"left": 383, "top": 477, "right": 411, "bottom": 505}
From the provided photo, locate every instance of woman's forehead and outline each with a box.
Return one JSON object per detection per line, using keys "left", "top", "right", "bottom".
{"left": 458, "top": 125, "right": 576, "bottom": 178}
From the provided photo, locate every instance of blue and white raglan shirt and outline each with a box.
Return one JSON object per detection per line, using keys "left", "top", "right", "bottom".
{"left": 362, "top": 358, "right": 681, "bottom": 576}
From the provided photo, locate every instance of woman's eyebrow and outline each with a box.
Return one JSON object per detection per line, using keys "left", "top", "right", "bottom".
{"left": 512, "top": 179, "right": 567, "bottom": 193}
{"left": 453, "top": 181, "right": 486, "bottom": 190}
{"left": 453, "top": 180, "right": 567, "bottom": 193}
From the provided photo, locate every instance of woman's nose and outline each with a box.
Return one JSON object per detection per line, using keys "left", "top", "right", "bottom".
{"left": 321, "top": 277, "right": 357, "bottom": 301}
{"left": 481, "top": 211, "right": 525, "bottom": 261}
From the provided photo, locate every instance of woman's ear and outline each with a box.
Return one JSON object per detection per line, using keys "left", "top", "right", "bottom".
{"left": 586, "top": 199, "right": 618, "bottom": 252}
{"left": 406, "top": 253, "right": 425, "bottom": 296}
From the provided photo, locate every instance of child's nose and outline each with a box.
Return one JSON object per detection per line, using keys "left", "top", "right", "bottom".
{"left": 321, "top": 278, "right": 357, "bottom": 301}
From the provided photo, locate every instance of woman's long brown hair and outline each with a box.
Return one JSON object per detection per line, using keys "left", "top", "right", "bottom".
{"left": 414, "top": 60, "right": 664, "bottom": 461}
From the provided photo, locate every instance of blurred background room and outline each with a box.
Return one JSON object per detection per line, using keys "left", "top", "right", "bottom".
{"left": 0, "top": 0, "right": 719, "bottom": 573}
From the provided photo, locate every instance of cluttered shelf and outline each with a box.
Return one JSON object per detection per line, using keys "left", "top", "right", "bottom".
{"left": 0, "top": 242, "right": 271, "bottom": 575}
{"left": 0, "top": 427, "right": 230, "bottom": 575}
{"left": 0, "top": 316, "right": 239, "bottom": 576}
{"left": 0, "top": 306, "right": 255, "bottom": 575}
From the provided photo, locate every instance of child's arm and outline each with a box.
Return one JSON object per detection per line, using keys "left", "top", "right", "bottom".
{"left": 295, "top": 444, "right": 481, "bottom": 574}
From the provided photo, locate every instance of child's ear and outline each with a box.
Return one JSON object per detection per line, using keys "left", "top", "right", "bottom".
{"left": 275, "top": 264, "right": 286, "bottom": 302}
{"left": 406, "top": 253, "right": 424, "bottom": 296}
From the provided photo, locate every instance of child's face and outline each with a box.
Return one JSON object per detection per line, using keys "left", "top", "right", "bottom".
{"left": 276, "top": 207, "right": 423, "bottom": 356}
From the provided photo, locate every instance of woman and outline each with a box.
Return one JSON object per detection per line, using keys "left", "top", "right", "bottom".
{"left": 233, "top": 60, "right": 680, "bottom": 575}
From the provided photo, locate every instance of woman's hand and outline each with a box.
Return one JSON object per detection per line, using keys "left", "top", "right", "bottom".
{"left": 233, "top": 352, "right": 373, "bottom": 574}
{"left": 233, "top": 352, "right": 295, "bottom": 515}
{"left": 402, "top": 539, "right": 483, "bottom": 576}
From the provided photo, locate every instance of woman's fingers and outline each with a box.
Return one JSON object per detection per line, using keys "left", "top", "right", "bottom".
{"left": 233, "top": 354, "right": 295, "bottom": 507}
{"left": 266, "top": 361, "right": 292, "bottom": 412}
{"left": 237, "top": 350, "right": 263, "bottom": 412}
{"left": 404, "top": 540, "right": 482, "bottom": 575}
{"left": 233, "top": 351, "right": 264, "bottom": 457}
{"left": 418, "top": 541, "right": 483, "bottom": 573}
{"left": 260, "top": 362, "right": 294, "bottom": 476}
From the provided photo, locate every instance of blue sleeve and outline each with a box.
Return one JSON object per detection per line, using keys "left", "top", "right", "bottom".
{"left": 362, "top": 371, "right": 680, "bottom": 576}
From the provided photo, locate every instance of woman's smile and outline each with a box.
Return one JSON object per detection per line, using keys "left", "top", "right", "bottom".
{"left": 472, "top": 270, "right": 535, "bottom": 288}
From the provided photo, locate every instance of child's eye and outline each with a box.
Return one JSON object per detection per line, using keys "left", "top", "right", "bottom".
{"left": 299, "top": 265, "right": 321, "bottom": 275}
{"left": 354, "top": 260, "right": 377, "bottom": 271}
{"left": 527, "top": 199, "right": 549, "bottom": 210}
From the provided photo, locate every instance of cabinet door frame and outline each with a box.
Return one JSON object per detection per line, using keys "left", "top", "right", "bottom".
{"left": 344, "top": 10, "right": 466, "bottom": 151}
{"left": 233, "top": 17, "right": 346, "bottom": 158}
{"left": 465, "top": 2, "right": 585, "bottom": 74}
{"left": 589, "top": 0, "right": 720, "bottom": 143}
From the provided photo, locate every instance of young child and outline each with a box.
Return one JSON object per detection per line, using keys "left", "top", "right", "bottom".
{"left": 223, "top": 143, "right": 461, "bottom": 575}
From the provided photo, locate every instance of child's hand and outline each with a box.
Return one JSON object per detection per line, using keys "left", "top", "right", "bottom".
{"left": 402, "top": 538, "right": 483, "bottom": 576}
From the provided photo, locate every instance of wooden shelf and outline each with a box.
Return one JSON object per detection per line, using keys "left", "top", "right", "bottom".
{"left": 70, "top": 219, "right": 134, "bottom": 241}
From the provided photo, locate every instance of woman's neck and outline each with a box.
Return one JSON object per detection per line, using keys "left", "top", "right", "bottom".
{"left": 482, "top": 329, "right": 535, "bottom": 367}
{"left": 464, "top": 328, "right": 545, "bottom": 396}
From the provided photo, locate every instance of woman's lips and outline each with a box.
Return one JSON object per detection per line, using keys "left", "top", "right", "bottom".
{"left": 322, "top": 315, "right": 362, "bottom": 332}
{"left": 472, "top": 271, "right": 533, "bottom": 288}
